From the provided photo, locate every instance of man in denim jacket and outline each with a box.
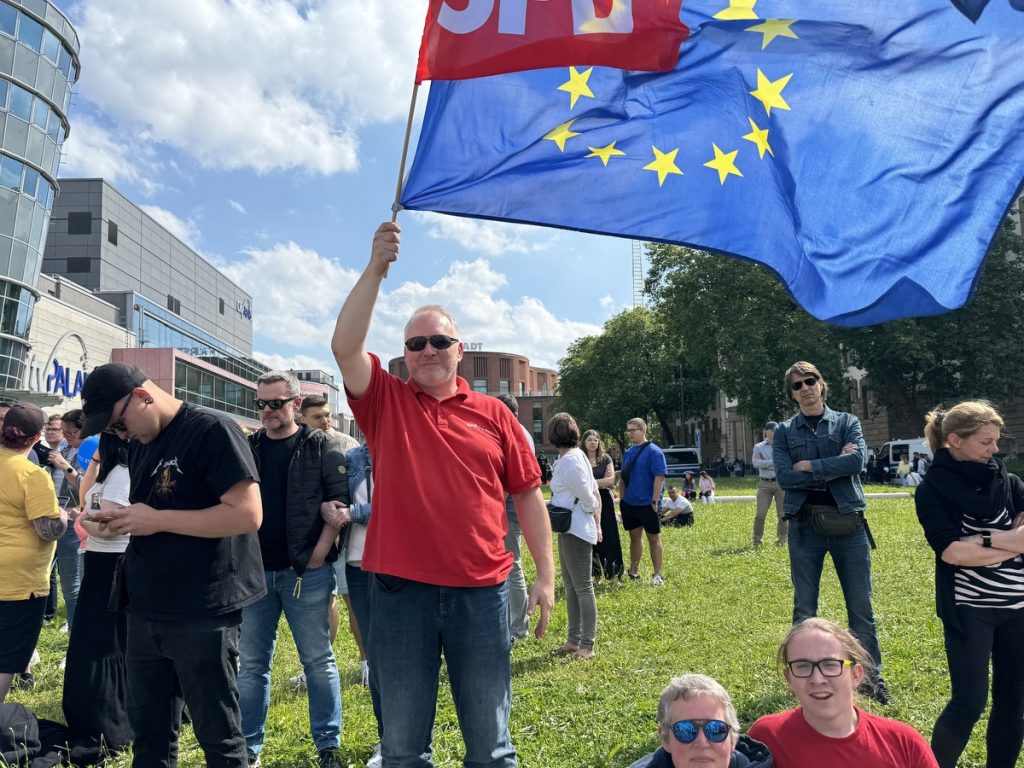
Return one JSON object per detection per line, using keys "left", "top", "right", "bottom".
{"left": 773, "top": 360, "right": 890, "bottom": 704}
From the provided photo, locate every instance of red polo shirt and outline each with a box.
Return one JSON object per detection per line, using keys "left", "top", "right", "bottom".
{"left": 348, "top": 354, "right": 540, "bottom": 587}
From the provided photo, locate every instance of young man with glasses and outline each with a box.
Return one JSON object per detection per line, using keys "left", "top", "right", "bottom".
{"left": 331, "top": 221, "right": 554, "bottom": 768}
{"left": 772, "top": 361, "right": 891, "bottom": 705}
{"left": 627, "top": 673, "right": 772, "bottom": 768}
{"left": 619, "top": 417, "right": 668, "bottom": 584}
{"left": 79, "top": 362, "right": 265, "bottom": 768}
{"left": 238, "top": 371, "right": 348, "bottom": 768}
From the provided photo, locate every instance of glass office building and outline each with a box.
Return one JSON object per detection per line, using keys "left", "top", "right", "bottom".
{"left": 0, "top": 0, "right": 77, "bottom": 389}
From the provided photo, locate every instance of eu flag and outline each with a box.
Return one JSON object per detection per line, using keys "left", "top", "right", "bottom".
{"left": 400, "top": 1, "right": 1024, "bottom": 326}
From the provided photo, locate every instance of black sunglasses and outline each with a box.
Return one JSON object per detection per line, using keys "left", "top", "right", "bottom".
{"left": 790, "top": 376, "right": 819, "bottom": 391}
{"left": 105, "top": 395, "right": 133, "bottom": 435}
{"left": 256, "top": 398, "right": 292, "bottom": 411}
{"left": 404, "top": 335, "right": 459, "bottom": 352}
{"left": 670, "top": 719, "right": 731, "bottom": 745}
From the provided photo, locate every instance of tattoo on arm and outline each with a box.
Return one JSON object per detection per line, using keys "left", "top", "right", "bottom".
{"left": 32, "top": 516, "right": 68, "bottom": 541}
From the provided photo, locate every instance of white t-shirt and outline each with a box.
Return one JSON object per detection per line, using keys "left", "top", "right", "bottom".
{"left": 663, "top": 495, "right": 693, "bottom": 514}
{"left": 84, "top": 464, "right": 131, "bottom": 554}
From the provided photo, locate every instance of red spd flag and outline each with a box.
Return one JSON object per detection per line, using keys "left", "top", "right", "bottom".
{"left": 416, "top": 0, "right": 688, "bottom": 83}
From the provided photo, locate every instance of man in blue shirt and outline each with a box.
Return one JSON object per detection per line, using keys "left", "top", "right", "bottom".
{"left": 618, "top": 418, "right": 668, "bottom": 585}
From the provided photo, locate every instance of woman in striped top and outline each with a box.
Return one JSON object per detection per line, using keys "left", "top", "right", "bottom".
{"left": 914, "top": 401, "right": 1024, "bottom": 768}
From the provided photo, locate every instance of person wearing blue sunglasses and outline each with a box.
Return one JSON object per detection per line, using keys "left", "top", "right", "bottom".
{"left": 628, "top": 673, "right": 773, "bottom": 768}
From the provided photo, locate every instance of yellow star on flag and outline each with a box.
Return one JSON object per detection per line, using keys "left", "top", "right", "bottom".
{"left": 714, "top": 0, "right": 758, "bottom": 20}
{"left": 750, "top": 69, "right": 792, "bottom": 116}
{"left": 704, "top": 144, "right": 744, "bottom": 185}
{"left": 644, "top": 146, "right": 683, "bottom": 187}
{"left": 558, "top": 67, "right": 595, "bottom": 110}
{"left": 746, "top": 19, "right": 798, "bottom": 49}
{"left": 742, "top": 117, "right": 774, "bottom": 159}
{"left": 544, "top": 120, "right": 581, "bottom": 152}
{"left": 586, "top": 142, "right": 626, "bottom": 167}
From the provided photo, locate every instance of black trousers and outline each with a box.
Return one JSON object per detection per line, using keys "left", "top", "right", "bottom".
{"left": 932, "top": 606, "right": 1024, "bottom": 768}
{"left": 126, "top": 611, "right": 247, "bottom": 768}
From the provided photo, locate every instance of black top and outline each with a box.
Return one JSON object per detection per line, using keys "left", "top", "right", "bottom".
{"left": 126, "top": 403, "right": 265, "bottom": 620}
{"left": 798, "top": 413, "right": 837, "bottom": 508}
{"left": 257, "top": 430, "right": 302, "bottom": 571}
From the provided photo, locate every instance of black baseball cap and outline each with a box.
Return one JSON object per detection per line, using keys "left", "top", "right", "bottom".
{"left": 763, "top": 421, "right": 779, "bottom": 431}
{"left": 3, "top": 402, "right": 45, "bottom": 438}
{"left": 81, "top": 363, "right": 149, "bottom": 437}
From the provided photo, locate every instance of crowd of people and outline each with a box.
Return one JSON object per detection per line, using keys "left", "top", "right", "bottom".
{"left": 0, "top": 219, "right": 1021, "bottom": 768}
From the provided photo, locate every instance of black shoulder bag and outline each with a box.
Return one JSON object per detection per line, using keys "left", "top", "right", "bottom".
{"left": 619, "top": 442, "right": 651, "bottom": 489}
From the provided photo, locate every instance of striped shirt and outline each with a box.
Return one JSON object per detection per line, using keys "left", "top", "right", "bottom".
{"left": 955, "top": 504, "right": 1024, "bottom": 609}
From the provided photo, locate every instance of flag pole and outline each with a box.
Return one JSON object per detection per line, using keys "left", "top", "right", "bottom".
{"left": 382, "top": 82, "right": 420, "bottom": 278}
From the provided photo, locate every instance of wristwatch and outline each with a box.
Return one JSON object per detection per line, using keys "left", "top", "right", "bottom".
{"left": 981, "top": 531, "right": 993, "bottom": 548}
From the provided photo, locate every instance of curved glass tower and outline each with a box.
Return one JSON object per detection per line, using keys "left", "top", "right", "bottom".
{"left": 0, "top": 0, "right": 78, "bottom": 389}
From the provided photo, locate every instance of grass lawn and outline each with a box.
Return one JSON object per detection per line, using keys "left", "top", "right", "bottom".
{"left": 14, "top": 490, "right": 986, "bottom": 767}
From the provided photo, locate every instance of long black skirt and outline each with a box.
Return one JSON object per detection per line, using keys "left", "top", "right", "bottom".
{"left": 62, "top": 550, "right": 132, "bottom": 755}
{"left": 592, "top": 489, "right": 624, "bottom": 580}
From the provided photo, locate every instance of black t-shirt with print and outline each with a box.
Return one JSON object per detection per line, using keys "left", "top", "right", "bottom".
{"left": 126, "top": 403, "right": 265, "bottom": 620}
{"left": 257, "top": 430, "right": 302, "bottom": 571}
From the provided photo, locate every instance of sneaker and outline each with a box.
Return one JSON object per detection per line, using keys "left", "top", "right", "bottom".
{"left": 288, "top": 671, "right": 307, "bottom": 692}
{"left": 861, "top": 677, "right": 894, "bottom": 706}
{"left": 366, "top": 743, "right": 383, "bottom": 768}
{"left": 651, "top": 573, "right": 665, "bottom": 586}
{"left": 360, "top": 659, "right": 370, "bottom": 687}
{"left": 59, "top": 623, "right": 69, "bottom": 633}
{"left": 246, "top": 751, "right": 261, "bottom": 768}
{"left": 627, "top": 570, "right": 640, "bottom": 581}
{"left": 318, "top": 748, "right": 342, "bottom": 768}
{"left": 11, "top": 672, "right": 35, "bottom": 691}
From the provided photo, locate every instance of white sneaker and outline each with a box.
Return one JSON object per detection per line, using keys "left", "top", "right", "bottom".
{"left": 361, "top": 659, "right": 370, "bottom": 687}
{"left": 288, "top": 672, "right": 307, "bottom": 692}
{"left": 651, "top": 573, "right": 665, "bottom": 586}
{"left": 60, "top": 623, "right": 69, "bottom": 633}
{"left": 366, "top": 743, "right": 382, "bottom": 768}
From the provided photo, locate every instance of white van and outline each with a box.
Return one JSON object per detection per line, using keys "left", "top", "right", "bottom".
{"left": 878, "top": 438, "right": 932, "bottom": 482}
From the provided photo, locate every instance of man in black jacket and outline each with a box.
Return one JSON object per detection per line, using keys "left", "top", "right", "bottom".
{"left": 238, "top": 371, "right": 349, "bottom": 768}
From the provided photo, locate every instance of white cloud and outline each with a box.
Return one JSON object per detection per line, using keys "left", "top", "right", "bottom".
{"left": 59, "top": 116, "right": 163, "bottom": 195}
{"left": 413, "top": 211, "right": 555, "bottom": 257}
{"left": 225, "top": 241, "right": 600, "bottom": 378}
{"left": 140, "top": 205, "right": 203, "bottom": 251}
{"left": 255, "top": 351, "right": 337, "bottom": 374}
{"left": 228, "top": 199, "right": 247, "bottom": 215}
{"left": 599, "top": 294, "right": 615, "bottom": 310}
{"left": 73, "top": 0, "right": 428, "bottom": 174}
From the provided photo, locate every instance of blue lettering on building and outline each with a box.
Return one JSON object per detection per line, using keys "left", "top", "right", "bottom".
{"left": 47, "top": 359, "right": 88, "bottom": 397}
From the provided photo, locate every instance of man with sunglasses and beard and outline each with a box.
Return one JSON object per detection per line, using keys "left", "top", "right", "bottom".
{"left": 330, "top": 221, "right": 555, "bottom": 768}
{"left": 79, "top": 363, "right": 265, "bottom": 768}
{"left": 773, "top": 361, "right": 891, "bottom": 705}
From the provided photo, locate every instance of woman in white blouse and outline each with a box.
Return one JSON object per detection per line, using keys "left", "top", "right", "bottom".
{"left": 547, "top": 412, "right": 601, "bottom": 660}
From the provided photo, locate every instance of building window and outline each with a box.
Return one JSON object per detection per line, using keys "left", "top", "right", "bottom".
{"left": 166, "top": 294, "right": 181, "bottom": 314}
{"left": 473, "top": 357, "right": 488, "bottom": 378}
{"left": 66, "top": 257, "right": 90, "bottom": 272}
{"left": 107, "top": 221, "right": 118, "bottom": 245}
{"left": 499, "top": 380, "right": 510, "bottom": 394}
{"left": 67, "top": 211, "right": 92, "bottom": 235}
{"left": 519, "top": 382, "right": 525, "bottom": 396}
{"left": 219, "top": 298, "right": 225, "bottom": 315}
{"left": 532, "top": 404, "right": 544, "bottom": 442}
{"left": 499, "top": 357, "right": 512, "bottom": 379}
{"left": 472, "top": 378, "right": 487, "bottom": 393}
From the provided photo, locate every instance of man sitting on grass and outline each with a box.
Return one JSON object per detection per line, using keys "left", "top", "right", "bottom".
{"left": 660, "top": 486, "right": 694, "bottom": 527}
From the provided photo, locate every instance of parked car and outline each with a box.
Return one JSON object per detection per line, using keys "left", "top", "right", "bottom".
{"left": 877, "top": 438, "right": 932, "bottom": 483}
{"left": 663, "top": 446, "right": 702, "bottom": 481}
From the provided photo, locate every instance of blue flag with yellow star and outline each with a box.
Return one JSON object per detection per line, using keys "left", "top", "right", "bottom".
{"left": 400, "top": 0, "right": 1024, "bottom": 326}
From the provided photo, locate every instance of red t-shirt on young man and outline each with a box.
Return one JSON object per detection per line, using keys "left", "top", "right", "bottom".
{"left": 748, "top": 708, "right": 938, "bottom": 768}
{"left": 347, "top": 354, "right": 540, "bottom": 588}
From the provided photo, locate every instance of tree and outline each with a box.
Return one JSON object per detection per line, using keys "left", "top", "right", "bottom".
{"left": 555, "top": 307, "right": 712, "bottom": 447}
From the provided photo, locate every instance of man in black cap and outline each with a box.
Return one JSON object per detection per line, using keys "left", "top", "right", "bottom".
{"left": 80, "top": 362, "right": 265, "bottom": 768}
{"left": 751, "top": 421, "right": 787, "bottom": 547}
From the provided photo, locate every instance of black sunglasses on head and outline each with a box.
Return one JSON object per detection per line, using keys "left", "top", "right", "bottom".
{"left": 790, "top": 376, "right": 819, "bottom": 391}
{"left": 670, "top": 719, "right": 731, "bottom": 745}
{"left": 404, "top": 335, "right": 459, "bottom": 352}
{"left": 256, "top": 399, "right": 291, "bottom": 411}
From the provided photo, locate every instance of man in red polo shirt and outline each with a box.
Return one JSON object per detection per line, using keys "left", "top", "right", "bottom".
{"left": 330, "top": 221, "right": 554, "bottom": 768}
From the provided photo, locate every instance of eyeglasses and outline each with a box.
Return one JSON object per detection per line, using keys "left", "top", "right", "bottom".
{"left": 670, "top": 719, "right": 732, "bottom": 745}
{"left": 404, "top": 335, "right": 459, "bottom": 352}
{"left": 790, "top": 376, "right": 819, "bottom": 391}
{"left": 256, "top": 398, "right": 292, "bottom": 411}
{"left": 786, "top": 658, "right": 854, "bottom": 678}
{"left": 105, "top": 395, "right": 133, "bottom": 435}
{"left": 626, "top": 427, "right": 642, "bottom": 432}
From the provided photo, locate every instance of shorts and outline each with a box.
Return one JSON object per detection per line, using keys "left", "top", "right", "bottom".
{"left": 0, "top": 596, "right": 47, "bottom": 673}
{"left": 620, "top": 501, "right": 662, "bottom": 534}
{"left": 333, "top": 556, "right": 349, "bottom": 596}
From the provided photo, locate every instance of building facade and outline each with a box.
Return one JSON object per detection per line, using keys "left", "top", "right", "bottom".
{"left": 0, "top": 0, "right": 78, "bottom": 390}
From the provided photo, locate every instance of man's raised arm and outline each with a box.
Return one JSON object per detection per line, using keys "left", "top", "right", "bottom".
{"left": 331, "top": 222, "right": 401, "bottom": 399}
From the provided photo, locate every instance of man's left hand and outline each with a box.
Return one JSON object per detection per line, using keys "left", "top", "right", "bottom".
{"left": 527, "top": 577, "right": 555, "bottom": 639}
{"left": 793, "top": 460, "right": 813, "bottom": 473}
{"left": 99, "top": 503, "right": 164, "bottom": 536}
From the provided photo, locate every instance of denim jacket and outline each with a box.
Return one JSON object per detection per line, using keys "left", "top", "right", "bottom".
{"left": 340, "top": 444, "right": 372, "bottom": 553}
{"left": 773, "top": 405, "right": 867, "bottom": 516}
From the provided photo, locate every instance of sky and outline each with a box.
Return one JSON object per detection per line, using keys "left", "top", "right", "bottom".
{"left": 55, "top": 0, "right": 639, "bottom": 394}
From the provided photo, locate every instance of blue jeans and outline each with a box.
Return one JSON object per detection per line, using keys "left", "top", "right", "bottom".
{"left": 238, "top": 565, "right": 341, "bottom": 754}
{"left": 504, "top": 497, "right": 529, "bottom": 641}
{"left": 56, "top": 522, "right": 82, "bottom": 628}
{"left": 368, "top": 574, "right": 515, "bottom": 768}
{"left": 345, "top": 564, "right": 382, "bottom": 741}
{"left": 787, "top": 517, "right": 883, "bottom": 668}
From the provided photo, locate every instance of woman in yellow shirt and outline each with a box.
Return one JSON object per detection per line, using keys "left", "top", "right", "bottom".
{"left": 0, "top": 403, "right": 65, "bottom": 703}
